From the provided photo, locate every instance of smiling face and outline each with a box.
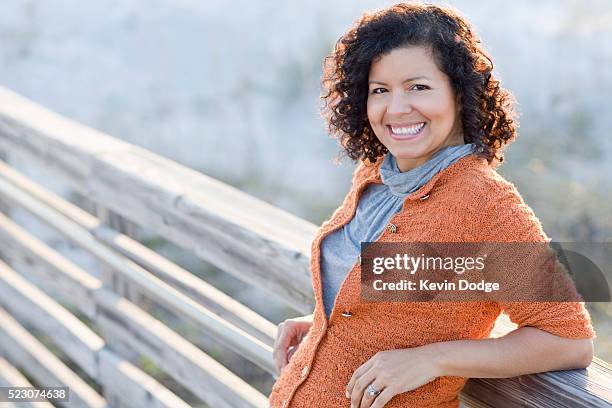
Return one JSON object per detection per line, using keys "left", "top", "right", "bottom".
{"left": 367, "top": 46, "right": 465, "bottom": 172}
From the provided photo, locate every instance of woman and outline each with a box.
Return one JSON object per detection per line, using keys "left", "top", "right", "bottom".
{"left": 269, "top": 3, "right": 595, "bottom": 408}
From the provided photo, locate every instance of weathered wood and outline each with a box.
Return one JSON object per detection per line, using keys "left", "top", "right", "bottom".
{"left": 458, "top": 394, "right": 491, "bottom": 408}
{"left": 0, "top": 159, "right": 275, "bottom": 345}
{"left": 95, "top": 206, "right": 143, "bottom": 306}
{"left": 460, "top": 314, "right": 612, "bottom": 407}
{"left": 92, "top": 223, "right": 276, "bottom": 345}
{"left": 0, "top": 214, "right": 269, "bottom": 407}
{"left": 0, "top": 212, "right": 101, "bottom": 320}
{"left": 0, "top": 172, "right": 275, "bottom": 375}
{"left": 0, "top": 357, "right": 55, "bottom": 408}
{"left": 0, "top": 307, "right": 108, "bottom": 408}
{"left": 461, "top": 362, "right": 612, "bottom": 408}
{"left": 0, "top": 258, "right": 104, "bottom": 380}
{"left": 0, "top": 150, "right": 12, "bottom": 266}
{"left": 0, "top": 87, "right": 316, "bottom": 312}
{"left": 98, "top": 349, "right": 192, "bottom": 408}
{"left": 0, "top": 265, "right": 196, "bottom": 408}
{"left": 0, "top": 151, "right": 10, "bottom": 217}
{"left": 96, "top": 289, "right": 269, "bottom": 408}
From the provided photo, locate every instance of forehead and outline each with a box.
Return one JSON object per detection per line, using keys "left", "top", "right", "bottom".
{"left": 368, "top": 46, "right": 444, "bottom": 80}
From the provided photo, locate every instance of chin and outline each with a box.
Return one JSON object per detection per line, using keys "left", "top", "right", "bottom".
{"left": 392, "top": 149, "right": 426, "bottom": 158}
{"left": 387, "top": 144, "right": 430, "bottom": 160}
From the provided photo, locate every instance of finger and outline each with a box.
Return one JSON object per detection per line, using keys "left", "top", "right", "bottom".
{"left": 273, "top": 324, "right": 290, "bottom": 372}
{"left": 280, "top": 327, "right": 302, "bottom": 369}
{"left": 360, "top": 378, "right": 385, "bottom": 408}
{"left": 272, "top": 347, "right": 285, "bottom": 374}
{"left": 278, "top": 324, "right": 302, "bottom": 370}
{"left": 287, "top": 346, "right": 296, "bottom": 362}
{"left": 370, "top": 387, "right": 396, "bottom": 408}
{"left": 349, "top": 367, "right": 377, "bottom": 408}
{"left": 272, "top": 340, "right": 286, "bottom": 372}
{"left": 296, "top": 329, "right": 308, "bottom": 343}
{"left": 346, "top": 357, "right": 375, "bottom": 397}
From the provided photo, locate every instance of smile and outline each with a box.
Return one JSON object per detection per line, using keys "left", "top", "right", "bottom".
{"left": 387, "top": 122, "right": 426, "bottom": 140}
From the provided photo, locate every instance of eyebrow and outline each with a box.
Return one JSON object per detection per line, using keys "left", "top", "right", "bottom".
{"left": 368, "top": 76, "right": 431, "bottom": 85}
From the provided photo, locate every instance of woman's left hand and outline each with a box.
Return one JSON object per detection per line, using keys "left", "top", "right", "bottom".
{"left": 345, "top": 344, "right": 442, "bottom": 408}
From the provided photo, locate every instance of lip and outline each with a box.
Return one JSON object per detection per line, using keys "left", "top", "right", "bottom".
{"left": 387, "top": 123, "right": 426, "bottom": 141}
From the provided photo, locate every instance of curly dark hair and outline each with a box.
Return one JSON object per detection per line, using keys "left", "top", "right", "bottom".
{"left": 320, "top": 2, "right": 517, "bottom": 167}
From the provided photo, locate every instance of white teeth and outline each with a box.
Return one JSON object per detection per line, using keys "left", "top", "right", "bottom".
{"left": 390, "top": 123, "right": 425, "bottom": 135}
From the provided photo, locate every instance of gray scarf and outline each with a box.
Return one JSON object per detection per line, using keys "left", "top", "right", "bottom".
{"left": 380, "top": 143, "right": 475, "bottom": 197}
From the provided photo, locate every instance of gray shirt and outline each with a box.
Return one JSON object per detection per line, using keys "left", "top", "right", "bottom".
{"left": 320, "top": 143, "right": 476, "bottom": 318}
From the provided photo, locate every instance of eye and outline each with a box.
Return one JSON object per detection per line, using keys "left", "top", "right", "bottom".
{"left": 411, "top": 84, "right": 430, "bottom": 91}
{"left": 370, "top": 88, "right": 387, "bottom": 95}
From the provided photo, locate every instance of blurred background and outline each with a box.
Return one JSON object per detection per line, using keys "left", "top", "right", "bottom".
{"left": 1, "top": 0, "right": 610, "bottom": 404}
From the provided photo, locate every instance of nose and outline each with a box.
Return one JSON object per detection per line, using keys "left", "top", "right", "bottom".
{"left": 386, "top": 92, "right": 413, "bottom": 116}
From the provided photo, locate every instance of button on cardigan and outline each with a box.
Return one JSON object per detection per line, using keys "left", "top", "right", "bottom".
{"left": 268, "top": 154, "right": 595, "bottom": 408}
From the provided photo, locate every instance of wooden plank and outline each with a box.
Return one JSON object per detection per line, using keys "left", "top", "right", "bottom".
{"left": 92, "top": 223, "right": 276, "bottom": 345}
{"left": 0, "top": 213, "right": 268, "bottom": 407}
{"left": 95, "top": 206, "right": 143, "bottom": 307}
{"left": 0, "top": 88, "right": 131, "bottom": 190}
{"left": 95, "top": 206, "right": 144, "bottom": 376}
{"left": 0, "top": 87, "right": 315, "bottom": 312}
{"left": 89, "top": 146, "right": 315, "bottom": 310}
{"left": 462, "top": 363, "right": 612, "bottom": 407}
{"left": 0, "top": 265, "right": 197, "bottom": 408}
{"left": 0, "top": 259, "right": 104, "bottom": 380}
{"left": 459, "top": 393, "right": 490, "bottom": 408}
{"left": 0, "top": 149, "right": 12, "bottom": 265}
{"left": 0, "top": 160, "right": 274, "bottom": 347}
{"left": 460, "top": 313, "right": 612, "bottom": 407}
{"left": 0, "top": 357, "right": 55, "bottom": 408}
{"left": 0, "top": 150, "right": 11, "bottom": 217}
{"left": 98, "top": 349, "right": 191, "bottom": 408}
{"left": 0, "top": 174, "right": 275, "bottom": 374}
{"left": 0, "top": 212, "right": 101, "bottom": 320}
{"left": 95, "top": 289, "right": 268, "bottom": 408}
{"left": 0, "top": 303, "right": 194, "bottom": 408}
{"left": 0, "top": 307, "right": 108, "bottom": 408}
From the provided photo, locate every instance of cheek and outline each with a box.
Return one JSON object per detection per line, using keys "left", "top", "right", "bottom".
{"left": 422, "top": 98, "right": 457, "bottom": 125}
{"left": 367, "top": 99, "right": 385, "bottom": 125}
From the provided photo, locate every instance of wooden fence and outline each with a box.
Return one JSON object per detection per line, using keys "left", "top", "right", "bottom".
{"left": 0, "top": 87, "right": 610, "bottom": 407}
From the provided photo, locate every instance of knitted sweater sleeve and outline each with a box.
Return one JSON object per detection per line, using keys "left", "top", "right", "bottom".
{"left": 482, "top": 181, "right": 596, "bottom": 340}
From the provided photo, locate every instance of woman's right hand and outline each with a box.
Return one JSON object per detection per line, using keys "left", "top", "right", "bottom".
{"left": 273, "top": 313, "right": 314, "bottom": 375}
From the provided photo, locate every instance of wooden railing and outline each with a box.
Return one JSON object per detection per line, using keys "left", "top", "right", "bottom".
{"left": 0, "top": 87, "right": 610, "bottom": 407}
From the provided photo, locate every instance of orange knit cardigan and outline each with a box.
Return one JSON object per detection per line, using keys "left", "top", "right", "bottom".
{"left": 268, "top": 154, "right": 595, "bottom": 408}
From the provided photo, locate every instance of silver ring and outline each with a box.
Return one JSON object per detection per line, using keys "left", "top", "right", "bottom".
{"left": 367, "top": 383, "right": 380, "bottom": 397}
